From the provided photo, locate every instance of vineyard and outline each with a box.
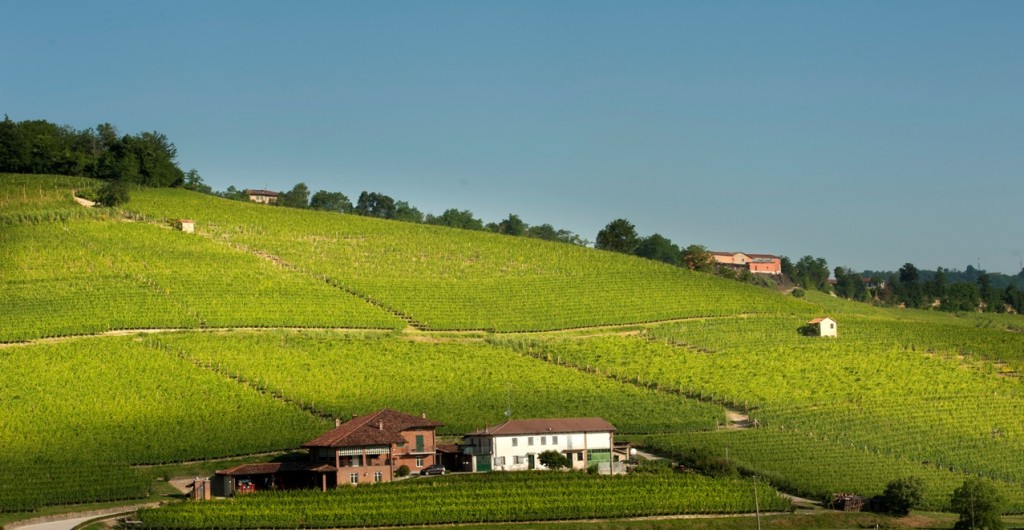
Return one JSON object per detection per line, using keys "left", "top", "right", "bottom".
{"left": 4, "top": 173, "right": 1024, "bottom": 523}
{"left": 123, "top": 187, "right": 809, "bottom": 331}
{"left": 0, "top": 337, "right": 330, "bottom": 512}
{"left": 147, "top": 331, "right": 726, "bottom": 435}
{"left": 136, "top": 472, "right": 790, "bottom": 528}
{"left": 510, "top": 315, "right": 1024, "bottom": 510}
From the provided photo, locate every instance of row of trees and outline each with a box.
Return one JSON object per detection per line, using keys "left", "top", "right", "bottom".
{"left": 594, "top": 218, "right": 715, "bottom": 269}
{"left": 830, "top": 262, "right": 1024, "bottom": 314}
{"left": 213, "top": 181, "right": 589, "bottom": 246}
{"left": 0, "top": 117, "right": 186, "bottom": 187}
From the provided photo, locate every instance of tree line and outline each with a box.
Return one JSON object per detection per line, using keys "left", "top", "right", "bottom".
{"left": 212, "top": 181, "right": 589, "bottom": 246}
{"left": 0, "top": 116, "right": 186, "bottom": 187}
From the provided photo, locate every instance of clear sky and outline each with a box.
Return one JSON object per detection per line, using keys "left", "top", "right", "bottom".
{"left": 3, "top": 1, "right": 1022, "bottom": 274}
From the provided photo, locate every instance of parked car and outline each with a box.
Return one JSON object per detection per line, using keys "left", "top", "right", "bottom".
{"left": 420, "top": 464, "right": 446, "bottom": 476}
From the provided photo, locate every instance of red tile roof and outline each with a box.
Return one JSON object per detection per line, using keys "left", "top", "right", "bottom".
{"left": 244, "top": 189, "right": 279, "bottom": 196}
{"left": 808, "top": 317, "right": 834, "bottom": 324}
{"left": 303, "top": 409, "right": 444, "bottom": 448}
{"left": 745, "top": 253, "right": 780, "bottom": 260}
{"left": 467, "top": 417, "right": 616, "bottom": 436}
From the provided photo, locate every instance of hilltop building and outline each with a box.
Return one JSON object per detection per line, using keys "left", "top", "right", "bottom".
{"left": 245, "top": 189, "right": 279, "bottom": 204}
{"left": 460, "top": 417, "right": 622, "bottom": 473}
{"left": 710, "top": 252, "right": 782, "bottom": 275}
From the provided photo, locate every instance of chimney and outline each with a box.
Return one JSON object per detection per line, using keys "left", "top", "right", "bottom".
{"left": 378, "top": 420, "right": 384, "bottom": 431}
{"left": 335, "top": 418, "right": 341, "bottom": 427}
{"left": 421, "top": 412, "right": 427, "bottom": 419}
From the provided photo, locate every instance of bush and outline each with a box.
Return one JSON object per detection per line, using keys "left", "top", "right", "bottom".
{"left": 97, "top": 179, "right": 130, "bottom": 207}
{"left": 678, "top": 447, "right": 738, "bottom": 477}
{"left": 791, "top": 288, "right": 805, "bottom": 298}
{"left": 396, "top": 465, "right": 410, "bottom": 477}
{"left": 538, "top": 450, "right": 569, "bottom": 470}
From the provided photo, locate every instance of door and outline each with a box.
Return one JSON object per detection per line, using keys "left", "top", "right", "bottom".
{"left": 476, "top": 456, "right": 492, "bottom": 472}
{"left": 528, "top": 454, "right": 535, "bottom": 470}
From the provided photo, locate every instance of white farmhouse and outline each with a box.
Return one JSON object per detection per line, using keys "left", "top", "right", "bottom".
{"left": 460, "top": 417, "right": 617, "bottom": 472}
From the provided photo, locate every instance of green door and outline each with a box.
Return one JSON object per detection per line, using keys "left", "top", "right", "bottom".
{"left": 415, "top": 435, "right": 424, "bottom": 452}
{"left": 528, "top": 454, "right": 535, "bottom": 470}
{"left": 476, "top": 456, "right": 492, "bottom": 472}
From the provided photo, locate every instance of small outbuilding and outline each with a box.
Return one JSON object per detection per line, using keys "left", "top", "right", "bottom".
{"left": 807, "top": 317, "right": 837, "bottom": 338}
{"left": 176, "top": 219, "right": 195, "bottom": 233}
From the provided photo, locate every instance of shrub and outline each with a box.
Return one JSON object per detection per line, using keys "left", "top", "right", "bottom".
{"left": 396, "top": 465, "right": 410, "bottom": 477}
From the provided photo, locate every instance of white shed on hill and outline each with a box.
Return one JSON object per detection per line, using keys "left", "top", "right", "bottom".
{"left": 807, "top": 317, "right": 837, "bottom": 338}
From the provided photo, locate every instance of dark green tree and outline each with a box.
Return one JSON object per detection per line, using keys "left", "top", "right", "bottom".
{"left": 793, "top": 256, "right": 830, "bottom": 291}
{"left": 277, "top": 182, "right": 310, "bottom": 208}
{"left": 425, "top": 209, "right": 485, "bottom": 231}
{"left": 537, "top": 450, "right": 569, "bottom": 470}
{"left": 950, "top": 477, "right": 1004, "bottom": 530}
{"left": 925, "top": 268, "right": 948, "bottom": 303}
{"left": 595, "top": 219, "right": 639, "bottom": 254}
{"left": 393, "top": 200, "right": 424, "bottom": 223}
{"left": 942, "top": 282, "right": 981, "bottom": 312}
{"left": 309, "top": 190, "right": 353, "bottom": 213}
{"left": 1003, "top": 285, "right": 1024, "bottom": 314}
{"left": 634, "top": 233, "right": 681, "bottom": 265}
{"left": 879, "top": 477, "right": 924, "bottom": 516}
{"left": 354, "top": 191, "right": 396, "bottom": 218}
{"left": 497, "top": 214, "right": 527, "bottom": 236}
{"left": 898, "top": 263, "right": 924, "bottom": 308}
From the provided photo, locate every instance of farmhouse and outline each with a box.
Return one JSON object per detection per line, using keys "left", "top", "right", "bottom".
{"left": 245, "top": 189, "right": 279, "bottom": 204}
{"left": 807, "top": 317, "right": 838, "bottom": 337}
{"left": 710, "top": 251, "right": 782, "bottom": 275}
{"left": 460, "top": 417, "right": 619, "bottom": 473}
{"left": 213, "top": 409, "right": 443, "bottom": 495}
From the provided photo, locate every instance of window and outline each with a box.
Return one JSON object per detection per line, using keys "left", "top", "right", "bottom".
{"left": 552, "top": 436, "right": 558, "bottom": 445}
{"left": 540, "top": 436, "right": 546, "bottom": 445}
{"left": 351, "top": 455, "right": 362, "bottom": 468}
{"left": 511, "top": 437, "right": 518, "bottom": 447}
{"left": 415, "top": 457, "right": 424, "bottom": 468}
{"left": 528, "top": 437, "right": 534, "bottom": 446}
{"left": 577, "top": 452, "right": 585, "bottom": 461}
{"left": 349, "top": 473, "right": 359, "bottom": 485}
{"left": 373, "top": 472, "right": 382, "bottom": 483}
{"left": 495, "top": 456, "right": 506, "bottom": 466}
{"left": 514, "top": 456, "right": 525, "bottom": 465}
{"left": 415, "top": 434, "right": 425, "bottom": 452}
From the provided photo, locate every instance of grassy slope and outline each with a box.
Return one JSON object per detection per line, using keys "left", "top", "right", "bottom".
{"left": 4, "top": 174, "right": 1024, "bottom": 523}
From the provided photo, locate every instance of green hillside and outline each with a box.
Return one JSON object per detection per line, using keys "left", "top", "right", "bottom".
{"left": 3, "top": 173, "right": 1024, "bottom": 523}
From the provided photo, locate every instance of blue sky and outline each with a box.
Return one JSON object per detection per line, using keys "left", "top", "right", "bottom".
{"left": 3, "top": 1, "right": 1022, "bottom": 274}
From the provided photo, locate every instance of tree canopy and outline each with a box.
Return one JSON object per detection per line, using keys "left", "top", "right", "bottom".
{"left": 595, "top": 219, "right": 639, "bottom": 254}
{"left": 0, "top": 117, "right": 184, "bottom": 186}
{"left": 950, "top": 477, "right": 1004, "bottom": 530}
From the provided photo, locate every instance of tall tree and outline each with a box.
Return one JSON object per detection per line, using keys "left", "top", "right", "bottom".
{"left": 277, "top": 182, "right": 310, "bottom": 208}
{"left": 595, "top": 218, "right": 639, "bottom": 254}
{"left": 354, "top": 191, "right": 396, "bottom": 218}
{"left": 497, "top": 214, "right": 527, "bottom": 236}
{"left": 634, "top": 234, "right": 681, "bottom": 266}
{"left": 950, "top": 477, "right": 1004, "bottom": 530}
{"left": 898, "top": 263, "right": 924, "bottom": 308}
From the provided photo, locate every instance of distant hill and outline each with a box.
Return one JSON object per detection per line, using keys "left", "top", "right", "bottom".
{"left": 864, "top": 266, "right": 1024, "bottom": 290}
